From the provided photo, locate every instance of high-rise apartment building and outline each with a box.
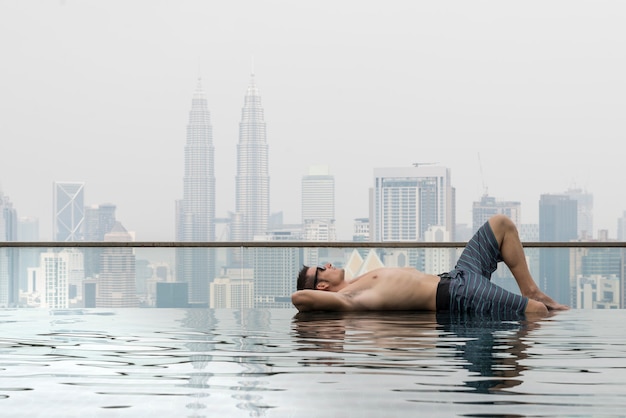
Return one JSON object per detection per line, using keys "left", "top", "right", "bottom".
{"left": 175, "top": 79, "right": 216, "bottom": 305}
{"left": 34, "top": 251, "right": 68, "bottom": 309}
{"left": 370, "top": 165, "right": 455, "bottom": 242}
{"left": 0, "top": 190, "right": 18, "bottom": 307}
{"left": 27, "top": 249, "right": 83, "bottom": 309}
{"left": 231, "top": 73, "right": 269, "bottom": 266}
{"left": 53, "top": 181, "right": 85, "bottom": 242}
{"left": 302, "top": 165, "right": 336, "bottom": 265}
{"left": 539, "top": 194, "right": 578, "bottom": 306}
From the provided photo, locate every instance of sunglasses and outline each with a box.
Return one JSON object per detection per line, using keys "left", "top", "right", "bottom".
{"left": 312, "top": 264, "right": 327, "bottom": 289}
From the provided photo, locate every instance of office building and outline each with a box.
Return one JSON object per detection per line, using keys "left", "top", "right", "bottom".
{"left": 370, "top": 165, "right": 455, "bottom": 242}
{"left": 423, "top": 225, "right": 455, "bottom": 274}
{"left": 472, "top": 194, "right": 521, "bottom": 233}
{"left": 96, "top": 222, "right": 138, "bottom": 307}
{"left": 302, "top": 165, "right": 335, "bottom": 221}
{"left": 565, "top": 188, "right": 594, "bottom": 239}
{"left": 53, "top": 181, "right": 85, "bottom": 242}
{"left": 302, "top": 165, "right": 336, "bottom": 265}
{"left": 231, "top": 73, "right": 270, "bottom": 266}
{"left": 539, "top": 194, "right": 578, "bottom": 306}
{"left": 576, "top": 275, "right": 620, "bottom": 309}
{"left": 83, "top": 203, "right": 117, "bottom": 279}
{"left": 253, "top": 227, "right": 302, "bottom": 309}
{"left": 210, "top": 268, "right": 254, "bottom": 309}
{"left": 175, "top": 78, "right": 216, "bottom": 305}
{"left": 570, "top": 231, "right": 621, "bottom": 308}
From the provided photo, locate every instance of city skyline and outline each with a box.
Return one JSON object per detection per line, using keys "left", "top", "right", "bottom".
{"left": 1, "top": 1, "right": 625, "bottom": 241}
{"left": 2, "top": 168, "right": 613, "bottom": 241}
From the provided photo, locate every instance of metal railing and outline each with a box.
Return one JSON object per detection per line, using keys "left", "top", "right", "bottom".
{"left": 3, "top": 241, "right": 626, "bottom": 248}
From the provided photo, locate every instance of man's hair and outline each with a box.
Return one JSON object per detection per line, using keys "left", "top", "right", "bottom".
{"left": 297, "top": 265, "right": 312, "bottom": 290}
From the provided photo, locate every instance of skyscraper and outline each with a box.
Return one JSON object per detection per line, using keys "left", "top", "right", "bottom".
{"left": 564, "top": 188, "right": 594, "bottom": 239}
{"left": 539, "top": 194, "right": 578, "bottom": 306}
{"left": 175, "top": 78, "right": 216, "bottom": 305}
{"left": 231, "top": 73, "right": 269, "bottom": 266}
{"left": 53, "top": 181, "right": 85, "bottom": 242}
{"left": 302, "top": 165, "right": 335, "bottom": 222}
{"left": 302, "top": 165, "right": 336, "bottom": 265}
{"left": 370, "top": 165, "right": 455, "bottom": 242}
{"left": 472, "top": 194, "right": 521, "bottom": 233}
{"left": 0, "top": 190, "right": 18, "bottom": 307}
{"left": 83, "top": 203, "right": 117, "bottom": 279}
{"left": 253, "top": 227, "right": 303, "bottom": 309}
{"left": 96, "top": 222, "right": 138, "bottom": 308}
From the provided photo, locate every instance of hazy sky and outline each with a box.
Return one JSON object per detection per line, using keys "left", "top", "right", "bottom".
{"left": 1, "top": 1, "right": 625, "bottom": 241}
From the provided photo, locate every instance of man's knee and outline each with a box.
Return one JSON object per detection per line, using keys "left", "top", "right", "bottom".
{"left": 489, "top": 214, "right": 516, "bottom": 235}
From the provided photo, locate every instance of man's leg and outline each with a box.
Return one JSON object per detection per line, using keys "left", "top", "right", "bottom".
{"left": 488, "top": 214, "right": 568, "bottom": 311}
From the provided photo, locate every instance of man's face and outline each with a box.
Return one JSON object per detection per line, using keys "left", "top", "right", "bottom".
{"left": 307, "top": 263, "right": 343, "bottom": 290}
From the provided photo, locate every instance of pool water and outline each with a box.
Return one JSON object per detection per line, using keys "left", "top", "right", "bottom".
{"left": 1, "top": 308, "right": 625, "bottom": 417}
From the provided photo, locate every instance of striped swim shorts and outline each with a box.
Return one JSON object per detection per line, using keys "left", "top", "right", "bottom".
{"left": 438, "top": 220, "right": 529, "bottom": 315}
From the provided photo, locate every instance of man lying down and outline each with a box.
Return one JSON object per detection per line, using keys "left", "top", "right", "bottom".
{"left": 292, "top": 215, "right": 569, "bottom": 317}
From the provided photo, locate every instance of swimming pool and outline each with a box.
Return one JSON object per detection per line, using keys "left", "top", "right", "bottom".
{"left": 1, "top": 308, "right": 624, "bottom": 417}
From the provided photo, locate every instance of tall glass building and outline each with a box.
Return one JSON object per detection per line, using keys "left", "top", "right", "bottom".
{"left": 53, "top": 181, "right": 85, "bottom": 242}
{"left": 175, "top": 78, "right": 216, "bottom": 305}
{"left": 231, "top": 74, "right": 269, "bottom": 266}
{"left": 539, "top": 193, "right": 578, "bottom": 306}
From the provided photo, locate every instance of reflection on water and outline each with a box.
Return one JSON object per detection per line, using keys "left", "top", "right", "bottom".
{"left": 293, "top": 311, "right": 534, "bottom": 394}
{"left": 1, "top": 308, "right": 625, "bottom": 417}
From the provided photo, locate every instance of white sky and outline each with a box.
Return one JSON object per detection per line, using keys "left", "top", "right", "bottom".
{"left": 1, "top": 1, "right": 625, "bottom": 241}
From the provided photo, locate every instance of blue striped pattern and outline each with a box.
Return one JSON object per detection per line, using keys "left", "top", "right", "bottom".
{"left": 447, "top": 221, "right": 528, "bottom": 315}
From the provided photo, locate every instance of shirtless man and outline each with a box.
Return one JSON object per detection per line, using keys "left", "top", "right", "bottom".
{"left": 292, "top": 214, "right": 569, "bottom": 316}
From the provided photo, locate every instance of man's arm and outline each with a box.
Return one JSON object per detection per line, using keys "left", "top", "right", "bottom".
{"left": 291, "top": 290, "right": 353, "bottom": 312}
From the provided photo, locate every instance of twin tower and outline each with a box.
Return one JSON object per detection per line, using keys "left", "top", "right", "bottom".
{"left": 175, "top": 75, "right": 268, "bottom": 304}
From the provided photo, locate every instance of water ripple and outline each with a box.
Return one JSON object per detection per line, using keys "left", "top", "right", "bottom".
{"left": 1, "top": 308, "right": 626, "bottom": 417}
